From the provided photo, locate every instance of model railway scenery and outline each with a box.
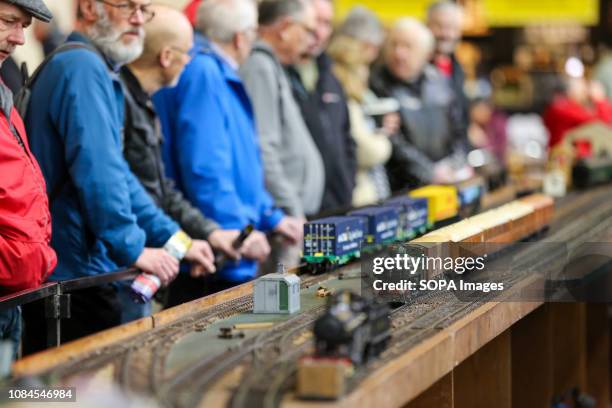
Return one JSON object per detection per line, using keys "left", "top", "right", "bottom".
{"left": 3, "top": 179, "right": 612, "bottom": 408}
{"left": 4, "top": 1, "right": 612, "bottom": 408}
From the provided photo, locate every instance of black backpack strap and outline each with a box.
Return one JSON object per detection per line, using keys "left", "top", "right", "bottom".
{"left": 16, "top": 42, "right": 101, "bottom": 203}
{"left": 25, "top": 42, "right": 99, "bottom": 88}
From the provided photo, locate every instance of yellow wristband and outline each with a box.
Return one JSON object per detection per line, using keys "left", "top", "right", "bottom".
{"left": 164, "top": 230, "right": 193, "bottom": 260}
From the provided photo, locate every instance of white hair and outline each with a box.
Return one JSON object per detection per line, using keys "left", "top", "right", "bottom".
{"left": 392, "top": 17, "right": 435, "bottom": 54}
{"left": 196, "top": 0, "right": 258, "bottom": 43}
{"left": 336, "top": 6, "right": 384, "bottom": 46}
{"left": 87, "top": 3, "right": 144, "bottom": 66}
{"left": 426, "top": 1, "right": 463, "bottom": 22}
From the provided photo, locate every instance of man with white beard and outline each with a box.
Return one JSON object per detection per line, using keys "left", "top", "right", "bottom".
{"left": 22, "top": 0, "right": 215, "bottom": 354}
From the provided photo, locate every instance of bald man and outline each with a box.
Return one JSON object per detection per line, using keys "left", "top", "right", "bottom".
{"left": 119, "top": 5, "right": 240, "bottom": 321}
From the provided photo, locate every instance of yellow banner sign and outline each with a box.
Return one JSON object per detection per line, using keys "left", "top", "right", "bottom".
{"left": 334, "top": 0, "right": 436, "bottom": 23}
{"left": 334, "top": 0, "right": 599, "bottom": 26}
{"left": 482, "top": 0, "right": 599, "bottom": 26}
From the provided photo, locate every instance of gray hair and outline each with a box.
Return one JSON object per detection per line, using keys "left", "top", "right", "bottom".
{"left": 258, "top": 0, "right": 306, "bottom": 27}
{"left": 336, "top": 6, "right": 384, "bottom": 46}
{"left": 391, "top": 17, "right": 435, "bottom": 54}
{"left": 426, "top": 1, "right": 463, "bottom": 22}
{"left": 196, "top": 0, "right": 258, "bottom": 43}
{"left": 87, "top": 2, "right": 144, "bottom": 66}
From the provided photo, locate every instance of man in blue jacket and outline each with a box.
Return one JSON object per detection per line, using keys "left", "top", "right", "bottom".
{"left": 22, "top": 0, "right": 216, "bottom": 353}
{"left": 154, "top": 0, "right": 302, "bottom": 305}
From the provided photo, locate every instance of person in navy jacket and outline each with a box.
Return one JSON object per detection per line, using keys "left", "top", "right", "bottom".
{"left": 153, "top": 0, "right": 302, "bottom": 304}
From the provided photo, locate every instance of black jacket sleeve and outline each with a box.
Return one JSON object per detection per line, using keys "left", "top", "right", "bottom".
{"left": 386, "top": 135, "right": 434, "bottom": 190}
{"left": 159, "top": 174, "right": 219, "bottom": 240}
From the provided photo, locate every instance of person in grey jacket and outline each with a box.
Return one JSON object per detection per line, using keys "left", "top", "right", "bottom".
{"left": 119, "top": 6, "right": 240, "bottom": 319}
{"left": 370, "top": 18, "right": 471, "bottom": 189}
{"left": 240, "top": 0, "right": 324, "bottom": 220}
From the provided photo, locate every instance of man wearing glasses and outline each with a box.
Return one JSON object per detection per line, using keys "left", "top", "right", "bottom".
{"left": 0, "top": 0, "right": 55, "bottom": 360}
{"left": 22, "top": 0, "right": 215, "bottom": 353}
{"left": 119, "top": 5, "right": 242, "bottom": 318}
{"left": 284, "top": 0, "right": 357, "bottom": 214}
{"left": 239, "top": 0, "right": 325, "bottom": 271}
{"left": 153, "top": 0, "right": 305, "bottom": 304}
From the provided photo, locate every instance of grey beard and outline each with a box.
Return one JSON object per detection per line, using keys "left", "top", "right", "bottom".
{"left": 87, "top": 5, "right": 144, "bottom": 66}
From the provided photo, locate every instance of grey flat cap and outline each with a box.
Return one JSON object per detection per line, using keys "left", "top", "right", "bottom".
{"left": 4, "top": 0, "right": 53, "bottom": 22}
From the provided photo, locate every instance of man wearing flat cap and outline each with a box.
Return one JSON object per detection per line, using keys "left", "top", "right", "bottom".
{"left": 0, "top": 0, "right": 56, "bottom": 360}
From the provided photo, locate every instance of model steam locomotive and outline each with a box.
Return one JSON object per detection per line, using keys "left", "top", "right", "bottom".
{"left": 312, "top": 290, "right": 390, "bottom": 366}
{"left": 298, "top": 193, "right": 555, "bottom": 400}
{"left": 297, "top": 290, "right": 390, "bottom": 399}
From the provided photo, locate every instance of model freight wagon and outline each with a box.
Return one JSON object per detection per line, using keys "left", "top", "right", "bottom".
{"left": 384, "top": 196, "right": 430, "bottom": 240}
{"left": 349, "top": 206, "right": 400, "bottom": 247}
{"left": 409, "top": 185, "right": 459, "bottom": 226}
{"left": 253, "top": 272, "right": 301, "bottom": 314}
{"left": 303, "top": 216, "right": 365, "bottom": 273}
{"left": 454, "top": 176, "right": 485, "bottom": 217}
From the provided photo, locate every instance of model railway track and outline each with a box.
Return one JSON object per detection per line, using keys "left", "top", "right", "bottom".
{"left": 227, "top": 191, "right": 612, "bottom": 408}
{"left": 160, "top": 305, "right": 327, "bottom": 408}
{"left": 21, "top": 186, "right": 612, "bottom": 408}
{"left": 42, "top": 267, "right": 338, "bottom": 387}
{"left": 229, "top": 270, "right": 526, "bottom": 408}
{"left": 46, "top": 186, "right": 612, "bottom": 382}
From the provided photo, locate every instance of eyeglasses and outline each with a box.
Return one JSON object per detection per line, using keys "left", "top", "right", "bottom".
{"left": 169, "top": 45, "right": 193, "bottom": 60}
{"left": 294, "top": 20, "right": 317, "bottom": 39}
{"left": 96, "top": 0, "right": 155, "bottom": 23}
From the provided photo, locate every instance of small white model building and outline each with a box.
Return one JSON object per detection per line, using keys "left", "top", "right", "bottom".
{"left": 253, "top": 264, "right": 301, "bottom": 314}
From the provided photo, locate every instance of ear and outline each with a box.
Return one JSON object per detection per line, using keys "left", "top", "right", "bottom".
{"left": 78, "top": 0, "right": 99, "bottom": 23}
{"left": 158, "top": 46, "right": 173, "bottom": 68}
{"left": 234, "top": 32, "right": 243, "bottom": 51}
{"left": 277, "top": 16, "right": 292, "bottom": 41}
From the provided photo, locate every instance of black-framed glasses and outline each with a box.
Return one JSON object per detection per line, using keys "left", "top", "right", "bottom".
{"left": 294, "top": 20, "right": 317, "bottom": 40}
{"left": 169, "top": 45, "right": 193, "bottom": 60}
{"left": 96, "top": 0, "right": 155, "bottom": 23}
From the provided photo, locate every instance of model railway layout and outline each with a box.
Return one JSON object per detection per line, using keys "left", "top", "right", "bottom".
{"left": 10, "top": 185, "right": 612, "bottom": 408}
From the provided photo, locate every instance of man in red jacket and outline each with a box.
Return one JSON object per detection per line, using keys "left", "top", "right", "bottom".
{"left": 0, "top": 0, "right": 56, "bottom": 356}
{"left": 544, "top": 77, "right": 612, "bottom": 149}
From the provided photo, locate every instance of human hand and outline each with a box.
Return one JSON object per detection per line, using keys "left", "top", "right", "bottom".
{"left": 184, "top": 240, "right": 216, "bottom": 277}
{"left": 381, "top": 112, "right": 401, "bottom": 136}
{"left": 207, "top": 229, "right": 241, "bottom": 261}
{"left": 134, "top": 248, "right": 179, "bottom": 286}
{"left": 274, "top": 216, "right": 304, "bottom": 245}
{"left": 240, "top": 230, "right": 271, "bottom": 263}
{"left": 589, "top": 80, "right": 607, "bottom": 102}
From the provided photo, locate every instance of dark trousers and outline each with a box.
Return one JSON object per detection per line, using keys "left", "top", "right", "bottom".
{"left": 164, "top": 273, "right": 238, "bottom": 308}
{"left": 0, "top": 307, "right": 21, "bottom": 360}
{"left": 21, "top": 285, "right": 121, "bottom": 356}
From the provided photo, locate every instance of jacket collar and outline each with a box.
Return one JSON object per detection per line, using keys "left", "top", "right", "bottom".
{"left": 66, "top": 31, "right": 120, "bottom": 72}
{"left": 120, "top": 66, "right": 149, "bottom": 108}
{"left": 316, "top": 52, "right": 332, "bottom": 71}
{"left": 194, "top": 31, "right": 242, "bottom": 83}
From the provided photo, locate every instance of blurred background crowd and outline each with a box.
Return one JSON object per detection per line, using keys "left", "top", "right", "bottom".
{"left": 11, "top": 0, "right": 612, "bottom": 197}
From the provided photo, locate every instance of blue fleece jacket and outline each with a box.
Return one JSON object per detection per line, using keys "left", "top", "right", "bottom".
{"left": 153, "top": 33, "right": 284, "bottom": 283}
{"left": 26, "top": 32, "right": 179, "bottom": 281}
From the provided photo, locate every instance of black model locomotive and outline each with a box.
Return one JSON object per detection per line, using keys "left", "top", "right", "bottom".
{"left": 572, "top": 157, "right": 612, "bottom": 189}
{"left": 312, "top": 290, "right": 390, "bottom": 366}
